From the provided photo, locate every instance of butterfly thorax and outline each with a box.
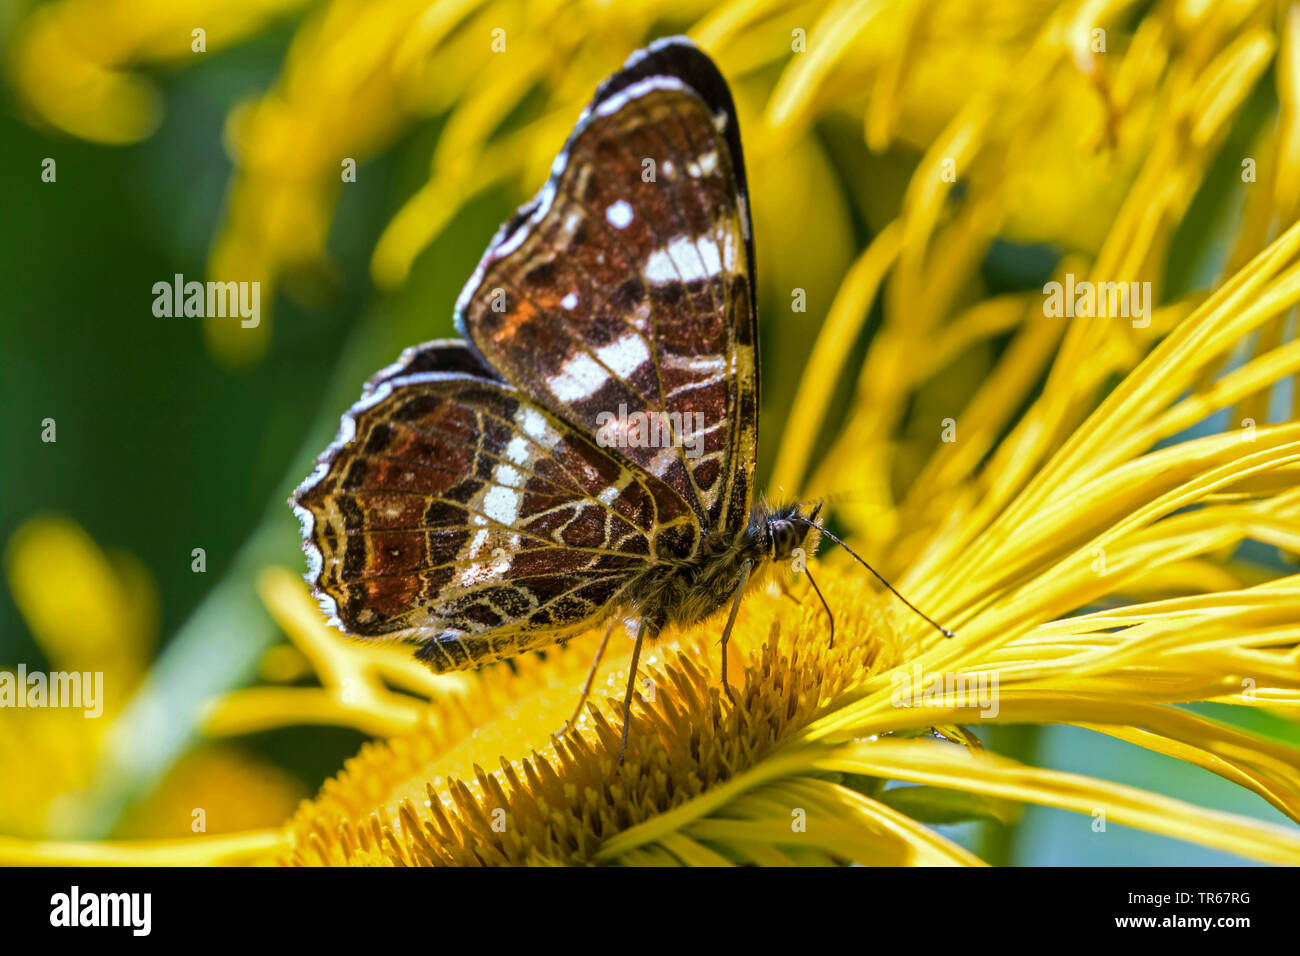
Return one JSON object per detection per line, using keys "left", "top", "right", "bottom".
{"left": 635, "top": 501, "right": 820, "bottom": 632}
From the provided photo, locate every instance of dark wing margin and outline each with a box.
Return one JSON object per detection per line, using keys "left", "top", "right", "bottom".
{"left": 363, "top": 339, "right": 505, "bottom": 392}
{"left": 290, "top": 371, "right": 698, "bottom": 671}
{"left": 453, "top": 36, "right": 759, "bottom": 538}
{"left": 599, "top": 37, "right": 756, "bottom": 282}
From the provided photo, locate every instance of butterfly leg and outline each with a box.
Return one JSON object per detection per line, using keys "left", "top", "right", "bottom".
{"left": 718, "top": 559, "right": 753, "bottom": 708}
{"left": 775, "top": 576, "right": 797, "bottom": 602}
{"left": 618, "top": 617, "right": 654, "bottom": 766}
{"left": 558, "top": 619, "right": 616, "bottom": 736}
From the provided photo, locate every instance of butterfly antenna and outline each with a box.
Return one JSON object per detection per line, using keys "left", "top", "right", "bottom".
{"left": 803, "top": 564, "right": 834, "bottom": 649}
{"left": 795, "top": 517, "right": 955, "bottom": 639}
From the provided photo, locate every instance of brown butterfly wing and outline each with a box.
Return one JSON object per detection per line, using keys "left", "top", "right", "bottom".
{"left": 455, "top": 39, "right": 758, "bottom": 538}
{"left": 292, "top": 365, "right": 697, "bottom": 670}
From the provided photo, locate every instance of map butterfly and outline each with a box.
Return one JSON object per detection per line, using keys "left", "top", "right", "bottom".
{"left": 292, "top": 37, "right": 949, "bottom": 763}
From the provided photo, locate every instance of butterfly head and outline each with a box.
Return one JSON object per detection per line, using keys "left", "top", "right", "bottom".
{"left": 759, "top": 501, "right": 824, "bottom": 564}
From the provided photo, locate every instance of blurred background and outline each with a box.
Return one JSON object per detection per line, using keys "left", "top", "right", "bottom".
{"left": 2, "top": 0, "right": 1298, "bottom": 863}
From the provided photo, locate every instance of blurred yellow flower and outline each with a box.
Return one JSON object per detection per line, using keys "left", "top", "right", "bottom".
{"left": 8, "top": 0, "right": 308, "bottom": 144}
{"left": 0, "top": 518, "right": 304, "bottom": 848}
{"left": 1, "top": 517, "right": 155, "bottom": 838}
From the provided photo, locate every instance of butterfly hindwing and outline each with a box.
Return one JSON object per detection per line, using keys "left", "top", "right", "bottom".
{"left": 292, "top": 371, "right": 699, "bottom": 670}
{"left": 456, "top": 38, "right": 758, "bottom": 538}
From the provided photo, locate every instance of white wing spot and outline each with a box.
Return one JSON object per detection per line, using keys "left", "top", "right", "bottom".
{"left": 505, "top": 435, "right": 530, "bottom": 465}
{"left": 465, "top": 528, "right": 489, "bottom": 559}
{"left": 697, "top": 238, "right": 722, "bottom": 276}
{"left": 494, "top": 463, "right": 523, "bottom": 489}
{"left": 645, "top": 235, "right": 722, "bottom": 284}
{"left": 561, "top": 292, "right": 578, "bottom": 310}
{"left": 606, "top": 200, "right": 634, "bottom": 229}
{"left": 723, "top": 226, "right": 739, "bottom": 271}
{"left": 520, "top": 407, "right": 559, "bottom": 448}
{"left": 549, "top": 352, "right": 609, "bottom": 401}
{"left": 595, "top": 332, "right": 650, "bottom": 379}
{"left": 483, "top": 485, "right": 520, "bottom": 525}
{"left": 628, "top": 299, "right": 651, "bottom": 330}
{"left": 457, "top": 528, "right": 494, "bottom": 586}
{"left": 597, "top": 470, "right": 634, "bottom": 507}
{"left": 558, "top": 210, "right": 584, "bottom": 247}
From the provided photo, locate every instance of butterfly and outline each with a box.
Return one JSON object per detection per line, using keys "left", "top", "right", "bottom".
{"left": 292, "top": 37, "right": 948, "bottom": 763}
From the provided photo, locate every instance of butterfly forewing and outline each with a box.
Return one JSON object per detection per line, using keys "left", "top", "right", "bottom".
{"left": 456, "top": 56, "right": 757, "bottom": 536}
